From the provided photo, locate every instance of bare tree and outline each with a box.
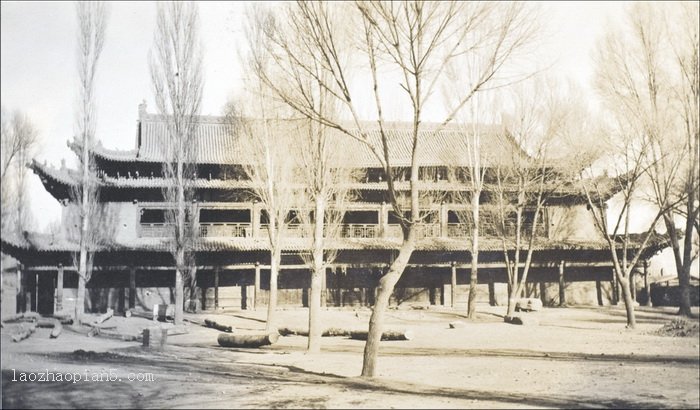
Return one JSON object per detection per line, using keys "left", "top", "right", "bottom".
{"left": 491, "top": 78, "right": 576, "bottom": 319}
{"left": 594, "top": 2, "right": 699, "bottom": 318}
{"left": 1, "top": 108, "right": 39, "bottom": 237}
{"left": 71, "top": 1, "right": 108, "bottom": 322}
{"left": 246, "top": 0, "right": 537, "bottom": 377}
{"left": 294, "top": 118, "right": 354, "bottom": 353}
{"left": 665, "top": 2, "right": 699, "bottom": 316}
{"left": 149, "top": 1, "right": 203, "bottom": 325}
{"left": 443, "top": 88, "right": 493, "bottom": 318}
{"left": 232, "top": 107, "right": 299, "bottom": 333}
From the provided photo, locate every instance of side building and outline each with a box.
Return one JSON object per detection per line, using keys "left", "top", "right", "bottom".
{"left": 1, "top": 105, "right": 667, "bottom": 315}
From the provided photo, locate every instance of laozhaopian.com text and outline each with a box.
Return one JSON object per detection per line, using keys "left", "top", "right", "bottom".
{"left": 10, "top": 369, "right": 156, "bottom": 383}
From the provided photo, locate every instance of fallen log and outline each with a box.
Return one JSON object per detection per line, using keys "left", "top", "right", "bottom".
{"left": 204, "top": 319, "right": 233, "bottom": 333}
{"left": 349, "top": 329, "right": 413, "bottom": 341}
{"left": 323, "top": 327, "right": 351, "bottom": 337}
{"left": 93, "top": 308, "right": 114, "bottom": 324}
{"left": 278, "top": 327, "right": 351, "bottom": 337}
{"left": 50, "top": 315, "right": 74, "bottom": 325}
{"left": 126, "top": 310, "right": 154, "bottom": 320}
{"left": 2, "top": 312, "right": 41, "bottom": 324}
{"left": 12, "top": 323, "right": 37, "bottom": 342}
{"left": 217, "top": 332, "right": 279, "bottom": 348}
{"left": 278, "top": 327, "right": 307, "bottom": 336}
{"left": 36, "top": 318, "right": 63, "bottom": 338}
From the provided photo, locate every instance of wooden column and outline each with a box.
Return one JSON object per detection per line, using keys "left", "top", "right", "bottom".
{"left": 643, "top": 260, "right": 651, "bottom": 307}
{"left": 214, "top": 266, "right": 220, "bottom": 309}
{"left": 17, "top": 264, "right": 25, "bottom": 313}
{"left": 450, "top": 262, "right": 457, "bottom": 308}
{"left": 254, "top": 262, "right": 260, "bottom": 310}
{"left": 488, "top": 272, "right": 496, "bottom": 306}
{"left": 34, "top": 271, "right": 39, "bottom": 312}
{"left": 55, "top": 263, "right": 64, "bottom": 313}
{"left": 439, "top": 202, "right": 448, "bottom": 237}
{"left": 380, "top": 201, "right": 389, "bottom": 238}
{"left": 596, "top": 281, "right": 604, "bottom": 306}
{"left": 558, "top": 261, "right": 566, "bottom": 307}
{"left": 129, "top": 266, "right": 136, "bottom": 309}
{"left": 612, "top": 269, "right": 619, "bottom": 305}
{"left": 539, "top": 281, "right": 546, "bottom": 306}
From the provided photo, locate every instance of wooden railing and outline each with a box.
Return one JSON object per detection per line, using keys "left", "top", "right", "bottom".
{"left": 139, "top": 223, "right": 174, "bottom": 238}
{"left": 199, "top": 223, "right": 251, "bottom": 238}
{"left": 341, "top": 224, "right": 380, "bottom": 238}
{"left": 139, "top": 221, "right": 546, "bottom": 239}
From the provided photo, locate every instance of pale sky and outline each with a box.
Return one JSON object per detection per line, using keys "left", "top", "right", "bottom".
{"left": 1, "top": 1, "right": 627, "bottom": 231}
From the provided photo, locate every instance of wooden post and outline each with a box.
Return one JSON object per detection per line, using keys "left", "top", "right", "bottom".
{"left": 488, "top": 272, "right": 496, "bottom": 306}
{"left": 558, "top": 261, "right": 566, "bottom": 307}
{"left": 611, "top": 269, "right": 619, "bottom": 305}
{"left": 450, "top": 262, "right": 457, "bottom": 308}
{"left": 18, "top": 264, "right": 25, "bottom": 313}
{"left": 56, "top": 264, "right": 64, "bottom": 313}
{"left": 129, "top": 266, "right": 136, "bottom": 309}
{"left": 596, "top": 281, "right": 603, "bottom": 306}
{"left": 380, "top": 201, "right": 389, "bottom": 238}
{"left": 644, "top": 260, "right": 651, "bottom": 307}
{"left": 35, "top": 272, "right": 39, "bottom": 312}
{"left": 439, "top": 202, "right": 448, "bottom": 237}
{"left": 214, "top": 266, "right": 220, "bottom": 309}
{"left": 539, "top": 281, "right": 546, "bottom": 306}
{"left": 254, "top": 262, "right": 260, "bottom": 310}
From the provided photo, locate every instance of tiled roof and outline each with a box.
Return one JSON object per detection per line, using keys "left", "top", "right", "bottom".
{"left": 92, "top": 114, "right": 522, "bottom": 167}
{"left": 1, "top": 232, "right": 621, "bottom": 255}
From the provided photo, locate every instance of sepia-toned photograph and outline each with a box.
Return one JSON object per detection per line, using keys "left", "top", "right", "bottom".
{"left": 1, "top": 1, "right": 698, "bottom": 408}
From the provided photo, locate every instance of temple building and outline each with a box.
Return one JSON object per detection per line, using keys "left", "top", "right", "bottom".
{"left": 1, "top": 104, "right": 666, "bottom": 315}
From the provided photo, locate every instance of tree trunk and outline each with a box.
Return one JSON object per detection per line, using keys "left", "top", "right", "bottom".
{"left": 266, "top": 246, "right": 281, "bottom": 332}
{"left": 307, "top": 194, "right": 326, "bottom": 353}
{"left": 506, "top": 263, "right": 517, "bottom": 317}
{"left": 75, "top": 249, "right": 88, "bottom": 323}
{"left": 307, "top": 197, "right": 325, "bottom": 353}
{"left": 467, "top": 197, "right": 479, "bottom": 319}
{"left": 361, "top": 239, "right": 414, "bottom": 378}
{"left": 618, "top": 273, "right": 636, "bottom": 328}
{"left": 174, "top": 248, "right": 184, "bottom": 325}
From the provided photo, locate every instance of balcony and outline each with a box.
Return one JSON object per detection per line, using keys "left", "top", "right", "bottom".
{"left": 138, "top": 221, "right": 546, "bottom": 239}
{"left": 199, "top": 223, "right": 251, "bottom": 238}
{"left": 139, "top": 223, "right": 174, "bottom": 238}
{"left": 341, "top": 224, "right": 380, "bottom": 238}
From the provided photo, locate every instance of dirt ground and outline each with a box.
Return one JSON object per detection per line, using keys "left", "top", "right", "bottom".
{"left": 2, "top": 305, "right": 699, "bottom": 409}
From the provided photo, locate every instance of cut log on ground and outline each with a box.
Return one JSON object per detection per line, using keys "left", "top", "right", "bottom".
{"left": 2, "top": 312, "right": 41, "bottom": 324}
{"left": 36, "top": 318, "right": 63, "bottom": 338}
{"left": 12, "top": 323, "right": 37, "bottom": 342}
{"left": 50, "top": 315, "right": 74, "bottom": 325}
{"left": 350, "top": 329, "right": 414, "bottom": 341}
{"left": 217, "top": 332, "right": 279, "bottom": 348}
{"left": 204, "top": 319, "right": 233, "bottom": 333}
{"left": 127, "top": 310, "right": 154, "bottom": 320}
{"left": 279, "top": 327, "right": 351, "bottom": 337}
{"left": 93, "top": 308, "right": 114, "bottom": 324}
{"left": 278, "top": 327, "right": 307, "bottom": 336}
